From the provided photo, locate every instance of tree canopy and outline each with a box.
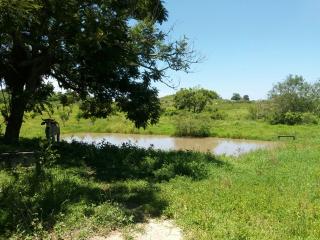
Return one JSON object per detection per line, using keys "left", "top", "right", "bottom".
{"left": 0, "top": 0, "right": 199, "bottom": 142}
{"left": 231, "top": 93, "right": 241, "bottom": 101}
{"left": 243, "top": 95, "right": 250, "bottom": 101}
{"left": 174, "top": 87, "right": 219, "bottom": 113}
{"left": 268, "top": 75, "right": 320, "bottom": 124}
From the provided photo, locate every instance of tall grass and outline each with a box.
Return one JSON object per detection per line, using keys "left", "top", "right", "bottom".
{"left": 161, "top": 144, "right": 320, "bottom": 239}
{"left": 174, "top": 113, "right": 211, "bottom": 137}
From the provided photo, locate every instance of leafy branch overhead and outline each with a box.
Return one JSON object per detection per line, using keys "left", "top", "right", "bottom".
{"left": 0, "top": 0, "right": 200, "bottom": 142}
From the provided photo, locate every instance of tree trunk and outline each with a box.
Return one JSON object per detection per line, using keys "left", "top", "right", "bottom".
{"left": 4, "top": 88, "right": 27, "bottom": 143}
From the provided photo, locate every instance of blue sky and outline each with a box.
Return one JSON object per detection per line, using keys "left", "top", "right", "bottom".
{"left": 154, "top": 0, "right": 320, "bottom": 99}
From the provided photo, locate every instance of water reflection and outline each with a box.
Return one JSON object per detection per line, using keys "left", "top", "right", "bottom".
{"left": 62, "top": 133, "right": 272, "bottom": 156}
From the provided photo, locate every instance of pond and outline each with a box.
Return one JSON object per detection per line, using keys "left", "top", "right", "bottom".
{"left": 62, "top": 133, "right": 273, "bottom": 156}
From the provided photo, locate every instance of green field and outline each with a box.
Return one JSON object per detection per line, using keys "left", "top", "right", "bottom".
{"left": 9, "top": 99, "right": 320, "bottom": 142}
{"left": 2, "top": 1, "right": 319, "bottom": 239}
{"left": 1, "top": 99, "right": 320, "bottom": 239}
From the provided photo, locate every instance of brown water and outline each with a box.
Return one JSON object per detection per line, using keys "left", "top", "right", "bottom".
{"left": 62, "top": 133, "right": 273, "bottom": 156}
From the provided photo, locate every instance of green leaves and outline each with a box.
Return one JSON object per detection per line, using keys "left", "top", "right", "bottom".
{"left": 0, "top": 0, "right": 199, "bottom": 141}
{"left": 268, "top": 75, "right": 320, "bottom": 124}
{"left": 231, "top": 93, "right": 241, "bottom": 101}
{"left": 0, "top": 0, "right": 41, "bottom": 25}
{"left": 174, "top": 87, "right": 220, "bottom": 113}
{"left": 79, "top": 98, "right": 114, "bottom": 120}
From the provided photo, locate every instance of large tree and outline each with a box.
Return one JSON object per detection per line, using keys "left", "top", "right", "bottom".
{"left": 0, "top": 0, "right": 198, "bottom": 143}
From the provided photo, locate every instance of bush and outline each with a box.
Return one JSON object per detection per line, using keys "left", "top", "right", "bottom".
{"left": 174, "top": 114, "right": 211, "bottom": 137}
{"left": 56, "top": 140, "right": 219, "bottom": 181}
{"left": 283, "top": 111, "right": 302, "bottom": 125}
{"left": 270, "top": 111, "right": 302, "bottom": 125}
{"left": 268, "top": 75, "right": 320, "bottom": 125}
{"left": 301, "top": 112, "right": 319, "bottom": 125}
{"left": 78, "top": 141, "right": 213, "bottom": 181}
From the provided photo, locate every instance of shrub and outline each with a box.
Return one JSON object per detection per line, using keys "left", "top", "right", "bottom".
{"left": 79, "top": 141, "right": 213, "bottom": 181}
{"left": 283, "top": 111, "right": 302, "bottom": 125}
{"left": 56, "top": 140, "right": 217, "bottom": 182}
{"left": 268, "top": 75, "right": 320, "bottom": 125}
{"left": 270, "top": 111, "right": 302, "bottom": 125}
{"left": 174, "top": 114, "right": 211, "bottom": 137}
{"left": 301, "top": 112, "right": 319, "bottom": 125}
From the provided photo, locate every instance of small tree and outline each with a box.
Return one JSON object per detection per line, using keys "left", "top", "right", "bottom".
{"left": 243, "top": 95, "right": 250, "bottom": 101}
{"left": 268, "top": 75, "right": 320, "bottom": 124}
{"left": 231, "top": 93, "right": 241, "bottom": 101}
{"left": 174, "top": 87, "right": 219, "bottom": 113}
{"left": 59, "top": 91, "right": 78, "bottom": 108}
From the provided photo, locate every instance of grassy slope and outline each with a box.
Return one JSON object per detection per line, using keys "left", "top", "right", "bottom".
{"left": 1, "top": 99, "right": 320, "bottom": 239}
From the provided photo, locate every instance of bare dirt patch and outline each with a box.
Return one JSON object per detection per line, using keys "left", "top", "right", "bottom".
{"left": 89, "top": 219, "right": 183, "bottom": 240}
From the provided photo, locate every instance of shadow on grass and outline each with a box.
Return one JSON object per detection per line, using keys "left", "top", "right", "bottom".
{"left": 0, "top": 137, "right": 226, "bottom": 237}
{"left": 0, "top": 137, "right": 41, "bottom": 153}
{"left": 106, "top": 182, "right": 167, "bottom": 221}
{"left": 56, "top": 140, "right": 226, "bottom": 181}
{"left": 0, "top": 170, "right": 167, "bottom": 237}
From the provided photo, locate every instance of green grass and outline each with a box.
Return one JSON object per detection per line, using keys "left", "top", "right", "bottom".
{"left": 1, "top": 100, "right": 315, "bottom": 141}
{"left": 2, "top": 100, "right": 320, "bottom": 239}
{"left": 2, "top": 139, "right": 320, "bottom": 239}
{"left": 0, "top": 139, "right": 218, "bottom": 239}
{"left": 161, "top": 144, "right": 320, "bottom": 239}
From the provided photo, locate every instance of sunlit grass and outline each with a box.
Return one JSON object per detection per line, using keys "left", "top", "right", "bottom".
{"left": 10, "top": 101, "right": 319, "bottom": 142}
{"left": 2, "top": 100, "right": 320, "bottom": 239}
{"left": 161, "top": 144, "right": 320, "bottom": 239}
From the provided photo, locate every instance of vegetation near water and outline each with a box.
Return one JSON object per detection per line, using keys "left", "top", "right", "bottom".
{"left": 11, "top": 91, "right": 320, "bottom": 141}
{"left": 0, "top": 139, "right": 213, "bottom": 239}
{"left": 2, "top": 89, "right": 320, "bottom": 239}
{"left": 1, "top": 1, "right": 319, "bottom": 239}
